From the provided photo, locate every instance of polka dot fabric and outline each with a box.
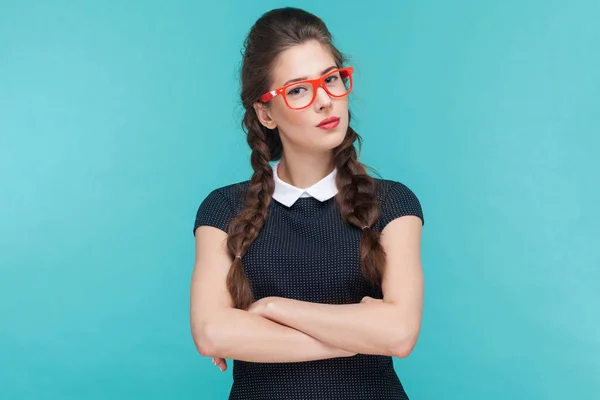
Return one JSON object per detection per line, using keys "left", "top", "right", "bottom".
{"left": 193, "top": 179, "right": 424, "bottom": 400}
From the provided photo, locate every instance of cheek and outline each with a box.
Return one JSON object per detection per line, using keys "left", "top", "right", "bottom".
{"left": 280, "top": 108, "right": 312, "bottom": 128}
{"left": 274, "top": 108, "right": 315, "bottom": 140}
{"left": 274, "top": 98, "right": 350, "bottom": 145}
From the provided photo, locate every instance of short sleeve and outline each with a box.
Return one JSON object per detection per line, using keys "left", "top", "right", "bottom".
{"left": 192, "top": 189, "right": 234, "bottom": 235}
{"left": 378, "top": 181, "right": 424, "bottom": 230}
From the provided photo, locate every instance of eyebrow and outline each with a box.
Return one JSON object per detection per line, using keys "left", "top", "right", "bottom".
{"left": 282, "top": 65, "right": 338, "bottom": 86}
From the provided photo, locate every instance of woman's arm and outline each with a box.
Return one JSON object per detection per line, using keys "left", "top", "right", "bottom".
{"left": 250, "top": 216, "right": 424, "bottom": 358}
{"left": 191, "top": 226, "right": 355, "bottom": 363}
{"left": 197, "top": 306, "right": 355, "bottom": 362}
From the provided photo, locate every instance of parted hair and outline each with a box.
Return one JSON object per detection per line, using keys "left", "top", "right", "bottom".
{"left": 226, "top": 7, "right": 386, "bottom": 310}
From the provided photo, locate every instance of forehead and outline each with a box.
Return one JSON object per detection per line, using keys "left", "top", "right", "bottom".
{"left": 271, "top": 40, "right": 336, "bottom": 86}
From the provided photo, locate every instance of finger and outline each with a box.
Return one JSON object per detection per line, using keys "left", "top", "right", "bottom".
{"left": 213, "top": 357, "right": 226, "bottom": 370}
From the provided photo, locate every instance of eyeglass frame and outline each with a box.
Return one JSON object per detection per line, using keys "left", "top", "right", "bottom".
{"left": 258, "top": 66, "right": 354, "bottom": 110}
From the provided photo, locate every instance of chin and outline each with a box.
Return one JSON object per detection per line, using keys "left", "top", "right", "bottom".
{"left": 317, "top": 127, "right": 347, "bottom": 151}
{"left": 331, "top": 129, "right": 348, "bottom": 147}
{"left": 287, "top": 124, "right": 349, "bottom": 153}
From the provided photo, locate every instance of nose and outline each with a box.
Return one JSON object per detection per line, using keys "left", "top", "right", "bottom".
{"left": 313, "top": 85, "right": 332, "bottom": 111}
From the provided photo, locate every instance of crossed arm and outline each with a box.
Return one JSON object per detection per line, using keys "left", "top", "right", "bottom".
{"left": 190, "top": 215, "right": 423, "bottom": 367}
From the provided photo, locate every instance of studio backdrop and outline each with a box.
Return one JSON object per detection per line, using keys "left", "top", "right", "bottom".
{"left": 1, "top": 1, "right": 598, "bottom": 399}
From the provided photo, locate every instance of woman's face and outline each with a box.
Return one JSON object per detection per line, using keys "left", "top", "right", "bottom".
{"left": 253, "top": 40, "right": 349, "bottom": 155}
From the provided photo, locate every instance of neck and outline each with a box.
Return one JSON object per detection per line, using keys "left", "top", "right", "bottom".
{"left": 277, "top": 152, "right": 335, "bottom": 189}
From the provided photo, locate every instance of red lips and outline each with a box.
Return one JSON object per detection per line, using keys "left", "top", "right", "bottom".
{"left": 317, "top": 116, "right": 340, "bottom": 127}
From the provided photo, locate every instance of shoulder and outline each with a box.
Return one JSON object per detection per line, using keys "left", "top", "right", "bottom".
{"left": 373, "top": 178, "right": 419, "bottom": 203}
{"left": 206, "top": 180, "right": 251, "bottom": 211}
{"left": 193, "top": 180, "right": 250, "bottom": 235}
{"left": 372, "top": 178, "right": 424, "bottom": 229}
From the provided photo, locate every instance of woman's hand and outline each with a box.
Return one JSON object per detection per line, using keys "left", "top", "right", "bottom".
{"left": 361, "top": 296, "right": 383, "bottom": 304}
{"left": 212, "top": 356, "right": 227, "bottom": 372}
{"left": 247, "top": 296, "right": 278, "bottom": 318}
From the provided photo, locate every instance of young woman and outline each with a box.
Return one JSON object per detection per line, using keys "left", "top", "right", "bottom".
{"left": 190, "top": 7, "right": 425, "bottom": 400}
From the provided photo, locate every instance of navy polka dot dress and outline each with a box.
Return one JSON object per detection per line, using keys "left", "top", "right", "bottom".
{"left": 193, "top": 175, "right": 424, "bottom": 400}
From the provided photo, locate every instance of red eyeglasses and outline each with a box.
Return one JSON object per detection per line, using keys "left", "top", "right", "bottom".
{"left": 259, "top": 66, "right": 354, "bottom": 110}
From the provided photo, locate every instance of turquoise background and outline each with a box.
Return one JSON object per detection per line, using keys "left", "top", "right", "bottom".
{"left": 1, "top": 0, "right": 599, "bottom": 399}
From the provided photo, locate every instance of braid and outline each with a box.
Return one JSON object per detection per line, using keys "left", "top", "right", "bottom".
{"left": 334, "top": 124, "right": 386, "bottom": 286}
{"left": 231, "top": 6, "right": 378, "bottom": 305}
{"left": 225, "top": 110, "right": 275, "bottom": 310}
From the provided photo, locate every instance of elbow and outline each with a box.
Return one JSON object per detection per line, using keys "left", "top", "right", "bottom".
{"left": 388, "top": 325, "right": 420, "bottom": 358}
{"left": 191, "top": 321, "right": 216, "bottom": 357}
{"left": 390, "top": 337, "right": 417, "bottom": 358}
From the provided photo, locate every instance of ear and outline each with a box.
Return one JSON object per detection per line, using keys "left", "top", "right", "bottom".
{"left": 253, "top": 102, "right": 278, "bottom": 130}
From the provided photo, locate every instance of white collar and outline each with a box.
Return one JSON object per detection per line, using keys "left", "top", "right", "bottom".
{"left": 272, "top": 161, "right": 338, "bottom": 207}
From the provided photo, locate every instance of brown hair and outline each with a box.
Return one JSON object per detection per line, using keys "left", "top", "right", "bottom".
{"left": 226, "top": 7, "right": 385, "bottom": 310}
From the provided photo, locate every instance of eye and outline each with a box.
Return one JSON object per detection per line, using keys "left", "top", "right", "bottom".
{"left": 325, "top": 74, "right": 339, "bottom": 84}
{"left": 287, "top": 86, "right": 307, "bottom": 96}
